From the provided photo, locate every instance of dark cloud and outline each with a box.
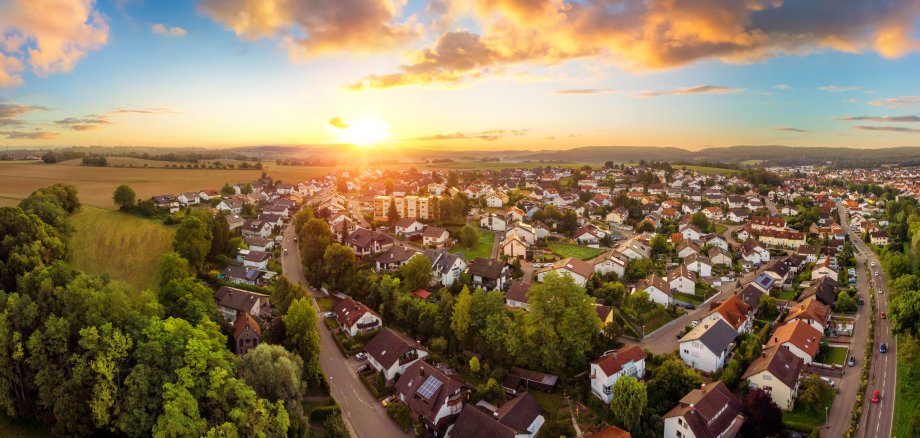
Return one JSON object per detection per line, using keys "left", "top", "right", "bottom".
{"left": 329, "top": 117, "right": 349, "bottom": 129}
{"left": 414, "top": 128, "right": 529, "bottom": 141}
{"left": 554, "top": 88, "right": 618, "bottom": 95}
{"left": 854, "top": 125, "right": 920, "bottom": 133}
{"left": 0, "top": 102, "right": 49, "bottom": 118}
{"left": 55, "top": 115, "right": 111, "bottom": 131}
{"left": 638, "top": 85, "right": 742, "bottom": 97}
{"left": 837, "top": 115, "right": 920, "bottom": 122}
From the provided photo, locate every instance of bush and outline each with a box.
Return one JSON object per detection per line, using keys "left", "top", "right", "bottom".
{"left": 387, "top": 402, "right": 412, "bottom": 432}
{"left": 309, "top": 405, "right": 341, "bottom": 423}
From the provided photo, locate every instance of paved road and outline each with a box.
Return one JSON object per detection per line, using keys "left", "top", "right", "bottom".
{"left": 838, "top": 207, "right": 896, "bottom": 438}
{"left": 281, "top": 226, "right": 407, "bottom": 438}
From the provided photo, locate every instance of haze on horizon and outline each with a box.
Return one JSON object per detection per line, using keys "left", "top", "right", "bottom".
{"left": 2, "top": 0, "right": 920, "bottom": 150}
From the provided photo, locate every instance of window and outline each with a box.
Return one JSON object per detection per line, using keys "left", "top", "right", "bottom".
{"left": 763, "top": 374, "right": 772, "bottom": 381}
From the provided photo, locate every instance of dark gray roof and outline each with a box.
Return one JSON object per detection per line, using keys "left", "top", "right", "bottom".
{"left": 215, "top": 286, "right": 269, "bottom": 312}
{"left": 693, "top": 319, "right": 738, "bottom": 353}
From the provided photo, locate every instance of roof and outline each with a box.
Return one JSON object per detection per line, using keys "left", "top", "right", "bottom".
{"left": 753, "top": 273, "right": 776, "bottom": 291}
{"left": 332, "top": 296, "right": 380, "bottom": 329}
{"left": 346, "top": 228, "right": 394, "bottom": 248}
{"left": 736, "top": 284, "right": 763, "bottom": 310}
{"left": 375, "top": 245, "right": 419, "bottom": 264}
{"left": 680, "top": 319, "right": 737, "bottom": 354}
{"left": 707, "top": 295, "right": 751, "bottom": 330}
{"left": 215, "top": 286, "right": 270, "bottom": 312}
{"left": 742, "top": 345, "right": 804, "bottom": 389}
{"left": 467, "top": 257, "right": 506, "bottom": 279}
{"left": 232, "top": 311, "right": 261, "bottom": 338}
{"left": 663, "top": 381, "right": 744, "bottom": 438}
{"left": 395, "top": 217, "right": 421, "bottom": 228}
{"left": 591, "top": 345, "right": 645, "bottom": 377}
{"left": 364, "top": 327, "right": 420, "bottom": 370}
{"left": 766, "top": 320, "right": 822, "bottom": 358}
{"left": 449, "top": 406, "right": 517, "bottom": 438}
{"left": 635, "top": 274, "right": 670, "bottom": 295}
{"left": 494, "top": 392, "right": 542, "bottom": 432}
{"left": 413, "top": 289, "right": 432, "bottom": 300}
{"left": 244, "top": 250, "right": 272, "bottom": 262}
{"left": 586, "top": 426, "right": 632, "bottom": 438}
{"left": 506, "top": 281, "right": 531, "bottom": 304}
{"left": 668, "top": 264, "right": 697, "bottom": 282}
{"left": 539, "top": 257, "right": 594, "bottom": 279}
{"left": 423, "top": 226, "right": 448, "bottom": 238}
{"left": 785, "top": 296, "right": 830, "bottom": 325}
{"left": 395, "top": 361, "right": 468, "bottom": 428}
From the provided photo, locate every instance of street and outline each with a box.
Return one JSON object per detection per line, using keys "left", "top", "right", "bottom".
{"left": 281, "top": 225, "right": 407, "bottom": 438}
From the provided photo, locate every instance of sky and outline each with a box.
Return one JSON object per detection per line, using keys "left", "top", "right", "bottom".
{"left": 2, "top": 0, "right": 920, "bottom": 150}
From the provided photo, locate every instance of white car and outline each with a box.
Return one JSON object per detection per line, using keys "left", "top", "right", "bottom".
{"left": 820, "top": 377, "right": 835, "bottom": 387}
{"left": 871, "top": 262, "right": 876, "bottom": 267}
{"left": 355, "top": 352, "right": 367, "bottom": 360}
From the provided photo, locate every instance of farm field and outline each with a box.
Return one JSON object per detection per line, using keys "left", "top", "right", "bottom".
{"left": 450, "top": 229, "right": 494, "bottom": 260}
{"left": 674, "top": 165, "right": 739, "bottom": 175}
{"left": 68, "top": 206, "right": 177, "bottom": 291}
{"left": 548, "top": 242, "right": 606, "bottom": 260}
{"left": 0, "top": 160, "right": 334, "bottom": 208}
{"left": 428, "top": 161, "right": 596, "bottom": 170}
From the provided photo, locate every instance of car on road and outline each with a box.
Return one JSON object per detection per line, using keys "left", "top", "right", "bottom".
{"left": 871, "top": 261, "right": 876, "bottom": 267}
{"left": 848, "top": 356, "right": 856, "bottom": 367}
{"left": 682, "top": 303, "right": 696, "bottom": 310}
{"left": 871, "top": 390, "right": 880, "bottom": 403}
{"left": 691, "top": 320, "right": 700, "bottom": 327}
{"left": 880, "top": 343, "right": 888, "bottom": 353}
{"left": 875, "top": 271, "right": 880, "bottom": 276}
{"left": 324, "top": 311, "right": 336, "bottom": 319}
{"left": 293, "top": 236, "right": 297, "bottom": 242}
{"left": 879, "top": 289, "right": 884, "bottom": 294}
{"left": 381, "top": 394, "right": 396, "bottom": 407}
{"left": 357, "top": 364, "right": 370, "bottom": 373}
{"left": 355, "top": 352, "right": 367, "bottom": 361}
{"left": 881, "top": 311, "right": 887, "bottom": 319}
{"left": 283, "top": 248, "right": 288, "bottom": 255}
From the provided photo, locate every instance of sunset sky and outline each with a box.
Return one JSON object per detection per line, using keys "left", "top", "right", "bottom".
{"left": 2, "top": 0, "right": 920, "bottom": 150}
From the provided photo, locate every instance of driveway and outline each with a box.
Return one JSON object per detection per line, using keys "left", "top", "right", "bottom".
{"left": 281, "top": 226, "right": 408, "bottom": 438}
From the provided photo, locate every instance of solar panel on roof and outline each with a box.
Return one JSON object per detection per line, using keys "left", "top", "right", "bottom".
{"left": 417, "top": 375, "right": 442, "bottom": 399}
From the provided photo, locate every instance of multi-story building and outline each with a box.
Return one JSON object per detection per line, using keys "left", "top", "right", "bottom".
{"left": 374, "top": 195, "right": 433, "bottom": 222}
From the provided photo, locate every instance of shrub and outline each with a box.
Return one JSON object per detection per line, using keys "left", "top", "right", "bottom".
{"left": 387, "top": 402, "right": 413, "bottom": 432}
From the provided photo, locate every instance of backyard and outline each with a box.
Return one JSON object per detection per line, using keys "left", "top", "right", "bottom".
{"left": 821, "top": 345, "right": 849, "bottom": 366}
{"left": 783, "top": 386, "right": 835, "bottom": 433}
{"left": 450, "top": 229, "right": 494, "bottom": 260}
{"left": 548, "top": 242, "right": 606, "bottom": 260}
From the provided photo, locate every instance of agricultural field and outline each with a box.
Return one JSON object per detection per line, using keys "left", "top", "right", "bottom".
{"left": 428, "top": 161, "right": 595, "bottom": 171}
{"left": 548, "top": 242, "right": 606, "bottom": 260}
{"left": 68, "top": 206, "right": 177, "bottom": 291}
{"left": 0, "top": 160, "right": 334, "bottom": 208}
{"left": 673, "top": 165, "right": 739, "bottom": 175}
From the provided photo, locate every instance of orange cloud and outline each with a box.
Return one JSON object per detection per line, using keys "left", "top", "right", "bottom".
{"left": 0, "top": 0, "right": 109, "bottom": 87}
{"left": 152, "top": 23, "right": 187, "bottom": 37}
{"left": 638, "top": 85, "right": 743, "bottom": 97}
{"left": 869, "top": 96, "right": 920, "bottom": 108}
{"left": 413, "top": 128, "right": 529, "bottom": 141}
{"left": 0, "top": 130, "right": 59, "bottom": 139}
{"left": 198, "top": 0, "right": 419, "bottom": 59}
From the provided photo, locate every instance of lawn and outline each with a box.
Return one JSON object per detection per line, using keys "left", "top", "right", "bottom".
{"left": 69, "top": 206, "right": 177, "bottom": 291}
{"left": 0, "top": 415, "right": 52, "bottom": 438}
{"left": 894, "top": 335, "right": 920, "bottom": 438}
{"left": 714, "top": 224, "right": 727, "bottom": 234}
{"left": 642, "top": 307, "right": 680, "bottom": 334}
{"left": 675, "top": 165, "right": 739, "bottom": 175}
{"left": 823, "top": 345, "right": 848, "bottom": 366}
{"left": 548, "top": 243, "right": 606, "bottom": 260}
{"left": 783, "top": 387, "right": 835, "bottom": 433}
{"left": 774, "top": 290, "right": 797, "bottom": 300}
{"left": 530, "top": 391, "right": 575, "bottom": 438}
{"left": 673, "top": 292, "right": 704, "bottom": 305}
{"left": 450, "top": 229, "right": 494, "bottom": 260}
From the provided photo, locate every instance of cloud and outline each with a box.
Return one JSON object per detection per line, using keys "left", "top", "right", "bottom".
{"left": 0, "top": 102, "right": 49, "bottom": 118}
{"left": 837, "top": 115, "right": 920, "bottom": 122}
{"left": 413, "top": 128, "right": 529, "bottom": 141}
{"left": 869, "top": 96, "right": 920, "bottom": 108}
{"left": 0, "top": 118, "right": 25, "bottom": 127}
{"left": 819, "top": 85, "right": 862, "bottom": 92}
{"left": 638, "top": 85, "right": 743, "bottom": 97}
{"left": 0, "top": 130, "right": 58, "bottom": 139}
{"left": 0, "top": 0, "right": 109, "bottom": 87}
{"left": 106, "top": 108, "right": 174, "bottom": 115}
{"left": 329, "top": 117, "right": 349, "bottom": 129}
{"left": 775, "top": 127, "right": 808, "bottom": 133}
{"left": 854, "top": 125, "right": 920, "bottom": 133}
{"left": 54, "top": 115, "right": 111, "bottom": 131}
{"left": 773, "top": 84, "right": 790, "bottom": 90}
{"left": 198, "top": 0, "right": 419, "bottom": 59}
{"left": 152, "top": 23, "right": 187, "bottom": 37}
{"left": 347, "top": 0, "right": 920, "bottom": 89}
{"left": 554, "top": 88, "right": 618, "bottom": 95}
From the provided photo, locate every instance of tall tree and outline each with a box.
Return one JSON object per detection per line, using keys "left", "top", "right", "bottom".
{"left": 610, "top": 376, "right": 647, "bottom": 432}
{"left": 271, "top": 276, "right": 307, "bottom": 316}
{"left": 399, "top": 255, "right": 432, "bottom": 293}
{"left": 322, "top": 243, "right": 356, "bottom": 292}
{"left": 525, "top": 272, "right": 599, "bottom": 373}
{"left": 173, "top": 216, "right": 212, "bottom": 271}
{"left": 238, "top": 344, "right": 308, "bottom": 433}
{"left": 646, "top": 357, "right": 703, "bottom": 414}
{"left": 209, "top": 212, "right": 231, "bottom": 257}
{"left": 740, "top": 389, "right": 783, "bottom": 438}
{"left": 284, "top": 298, "right": 322, "bottom": 382}
{"left": 112, "top": 185, "right": 136, "bottom": 210}
{"left": 298, "top": 218, "right": 333, "bottom": 287}
{"left": 451, "top": 287, "right": 473, "bottom": 346}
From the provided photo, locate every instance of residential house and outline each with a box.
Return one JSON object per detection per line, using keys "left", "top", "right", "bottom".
{"left": 178, "top": 192, "right": 200, "bottom": 206}
{"left": 811, "top": 257, "right": 838, "bottom": 282}
{"left": 446, "top": 393, "right": 544, "bottom": 438}
{"left": 467, "top": 257, "right": 510, "bottom": 291}
{"left": 870, "top": 230, "right": 889, "bottom": 246}
{"left": 242, "top": 220, "right": 273, "bottom": 238}
{"left": 741, "top": 240, "right": 770, "bottom": 265}
{"left": 423, "top": 249, "right": 467, "bottom": 288}
{"left": 668, "top": 264, "right": 697, "bottom": 295}
{"left": 703, "top": 295, "right": 753, "bottom": 334}
{"left": 395, "top": 361, "right": 469, "bottom": 435}
{"left": 364, "top": 328, "right": 428, "bottom": 381}
{"left": 784, "top": 296, "right": 831, "bottom": 333}
{"left": 244, "top": 237, "right": 273, "bottom": 252}
{"left": 332, "top": 296, "right": 383, "bottom": 337}
{"left": 618, "top": 239, "right": 651, "bottom": 260}
{"left": 574, "top": 226, "right": 602, "bottom": 247}
{"left": 606, "top": 208, "right": 629, "bottom": 225}
{"left": 684, "top": 254, "right": 713, "bottom": 278}
{"left": 679, "top": 223, "right": 702, "bottom": 242}
{"left": 423, "top": 226, "right": 451, "bottom": 248}
{"left": 345, "top": 228, "right": 395, "bottom": 256}
{"left": 395, "top": 217, "right": 425, "bottom": 237}
{"left": 593, "top": 252, "right": 628, "bottom": 278}
{"left": 505, "top": 281, "right": 531, "bottom": 310}
{"left": 728, "top": 209, "right": 749, "bottom": 223}
{"left": 243, "top": 250, "right": 271, "bottom": 270}
{"left": 376, "top": 246, "right": 420, "bottom": 271}
{"left": 506, "top": 223, "right": 537, "bottom": 245}
{"left": 589, "top": 346, "right": 646, "bottom": 403}
{"left": 217, "top": 198, "right": 244, "bottom": 214}
{"left": 678, "top": 319, "right": 738, "bottom": 373}
{"left": 677, "top": 241, "right": 701, "bottom": 259}
{"left": 764, "top": 320, "right": 822, "bottom": 365}
{"left": 736, "top": 284, "right": 764, "bottom": 313}
{"left": 501, "top": 234, "right": 528, "bottom": 259}
{"left": 663, "top": 381, "right": 744, "bottom": 438}
{"left": 708, "top": 247, "right": 732, "bottom": 267}
{"left": 536, "top": 257, "right": 593, "bottom": 287}
{"left": 480, "top": 213, "right": 508, "bottom": 231}
{"left": 742, "top": 346, "right": 805, "bottom": 411}
{"left": 232, "top": 311, "right": 261, "bottom": 356}
{"left": 220, "top": 265, "right": 266, "bottom": 286}
{"left": 152, "top": 194, "right": 180, "bottom": 212}
{"left": 750, "top": 216, "right": 787, "bottom": 232}
{"left": 214, "top": 286, "right": 271, "bottom": 322}
{"left": 485, "top": 193, "right": 505, "bottom": 208}
{"left": 634, "top": 274, "right": 672, "bottom": 307}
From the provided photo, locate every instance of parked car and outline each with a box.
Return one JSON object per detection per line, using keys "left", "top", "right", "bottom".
{"left": 848, "top": 356, "right": 856, "bottom": 367}
{"left": 683, "top": 303, "right": 696, "bottom": 310}
{"left": 881, "top": 311, "right": 887, "bottom": 319}
{"left": 871, "top": 390, "right": 880, "bottom": 403}
{"left": 324, "top": 311, "right": 336, "bottom": 319}
{"left": 871, "top": 261, "right": 876, "bottom": 267}
{"left": 357, "top": 364, "right": 370, "bottom": 373}
{"left": 880, "top": 343, "right": 888, "bottom": 353}
{"left": 691, "top": 320, "right": 700, "bottom": 327}
{"left": 381, "top": 394, "right": 397, "bottom": 407}
{"left": 821, "top": 377, "right": 835, "bottom": 387}
{"left": 355, "top": 352, "right": 367, "bottom": 360}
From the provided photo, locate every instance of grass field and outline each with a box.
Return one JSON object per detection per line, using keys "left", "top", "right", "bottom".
{"left": 69, "top": 206, "right": 177, "bottom": 291}
{"left": 673, "top": 291, "right": 704, "bottom": 305}
{"left": 0, "top": 160, "right": 338, "bottom": 208}
{"left": 739, "top": 159, "right": 766, "bottom": 166}
{"left": 548, "top": 243, "right": 606, "bottom": 260}
{"left": 450, "top": 229, "right": 494, "bottom": 260}
{"left": 714, "top": 224, "right": 727, "bottom": 234}
{"left": 428, "top": 161, "right": 595, "bottom": 171}
{"left": 894, "top": 335, "right": 919, "bottom": 438}
{"left": 675, "top": 165, "right": 739, "bottom": 175}
{"left": 783, "top": 386, "right": 835, "bottom": 433}
{"left": 823, "top": 345, "right": 848, "bottom": 366}
{"left": 0, "top": 415, "right": 52, "bottom": 438}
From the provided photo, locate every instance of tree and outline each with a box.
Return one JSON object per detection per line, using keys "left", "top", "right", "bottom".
{"left": 741, "top": 389, "right": 783, "bottom": 438}
{"left": 891, "top": 290, "right": 920, "bottom": 336}
{"left": 624, "top": 257, "right": 654, "bottom": 281}
{"left": 480, "top": 378, "right": 504, "bottom": 404}
{"left": 238, "top": 344, "right": 308, "bottom": 433}
{"left": 112, "top": 185, "right": 136, "bottom": 210}
{"left": 647, "top": 357, "right": 703, "bottom": 414}
{"left": 399, "top": 255, "right": 432, "bottom": 293}
{"left": 690, "top": 212, "right": 711, "bottom": 231}
{"left": 284, "top": 298, "right": 321, "bottom": 382}
{"left": 210, "top": 212, "right": 231, "bottom": 257}
{"left": 835, "top": 291, "right": 855, "bottom": 313}
{"left": 760, "top": 295, "right": 778, "bottom": 319}
{"left": 241, "top": 183, "right": 253, "bottom": 195}
{"left": 0, "top": 206, "right": 67, "bottom": 291}
{"left": 271, "top": 276, "right": 307, "bottom": 316}
{"left": 459, "top": 226, "right": 478, "bottom": 248}
{"left": 451, "top": 287, "right": 473, "bottom": 346}
{"left": 299, "top": 218, "right": 333, "bottom": 287}
{"left": 610, "top": 376, "right": 647, "bottom": 432}
{"left": 797, "top": 373, "right": 831, "bottom": 414}
{"left": 387, "top": 201, "right": 398, "bottom": 227}
{"left": 526, "top": 272, "right": 600, "bottom": 373}
{"left": 323, "top": 243, "right": 356, "bottom": 292}
{"left": 468, "top": 356, "right": 480, "bottom": 375}
{"left": 651, "top": 234, "right": 669, "bottom": 256}
{"left": 220, "top": 183, "right": 235, "bottom": 197}
{"left": 173, "top": 216, "right": 212, "bottom": 271}
{"left": 637, "top": 221, "right": 655, "bottom": 233}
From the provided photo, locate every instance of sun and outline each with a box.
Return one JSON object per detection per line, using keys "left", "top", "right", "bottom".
{"left": 338, "top": 117, "right": 391, "bottom": 147}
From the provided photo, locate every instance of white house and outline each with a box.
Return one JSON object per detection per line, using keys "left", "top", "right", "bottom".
{"left": 178, "top": 192, "right": 200, "bottom": 205}
{"left": 633, "top": 274, "right": 672, "bottom": 307}
{"left": 764, "top": 320, "right": 822, "bottom": 365}
{"left": 593, "top": 252, "right": 628, "bottom": 278}
{"left": 332, "top": 297, "right": 383, "bottom": 337}
{"left": 668, "top": 264, "right": 697, "bottom": 295}
{"left": 395, "top": 218, "right": 425, "bottom": 236}
{"left": 364, "top": 328, "right": 428, "bottom": 381}
{"left": 589, "top": 346, "right": 646, "bottom": 403}
{"left": 480, "top": 213, "right": 507, "bottom": 231}
{"left": 678, "top": 319, "right": 738, "bottom": 373}
{"left": 423, "top": 226, "right": 450, "bottom": 248}
{"left": 684, "top": 254, "right": 713, "bottom": 277}
{"left": 663, "top": 382, "right": 744, "bottom": 438}
{"left": 536, "top": 257, "right": 593, "bottom": 287}
{"left": 485, "top": 193, "right": 504, "bottom": 208}
{"left": 243, "top": 251, "right": 271, "bottom": 270}
{"left": 506, "top": 223, "right": 536, "bottom": 245}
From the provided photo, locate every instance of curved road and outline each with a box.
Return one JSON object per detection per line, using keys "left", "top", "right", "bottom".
{"left": 281, "top": 225, "right": 406, "bottom": 438}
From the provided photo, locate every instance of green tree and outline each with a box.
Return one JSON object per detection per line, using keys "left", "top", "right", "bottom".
{"left": 292, "top": 209, "right": 314, "bottom": 236}
{"left": 323, "top": 243, "right": 356, "bottom": 292}
{"left": 399, "top": 255, "right": 432, "bottom": 293}
{"left": 451, "top": 287, "right": 473, "bottom": 346}
{"left": 387, "top": 202, "right": 398, "bottom": 228}
{"left": 891, "top": 290, "right": 920, "bottom": 336}
{"left": 113, "top": 185, "right": 136, "bottom": 210}
{"left": 651, "top": 234, "right": 669, "bottom": 256}
{"left": 835, "top": 291, "right": 855, "bottom": 313}
{"left": 210, "top": 212, "right": 231, "bottom": 257}
{"left": 525, "top": 272, "right": 599, "bottom": 373}
{"left": 610, "top": 376, "right": 647, "bottom": 432}
{"left": 741, "top": 389, "right": 783, "bottom": 438}
{"left": 459, "top": 226, "right": 478, "bottom": 248}
{"left": 480, "top": 378, "right": 504, "bottom": 404}
{"left": 637, "top": 221, "right": 655, "bottom": 233}
{"left": 0, "top": 206, "right": 67, "bottom": 291}
{"left": 241, "top": 183, "right": 253, "bottom": 195}
{"left": 797, "top": 374, "right": 831, "bottom": 414}
{"left": 690, "top": 211, "right": 711, "bottom": 231}
{"left": 647, "top": 357, "right": 703, "bottom": 414}
{"left": 238, "top": 344, "right": 308, "bottom": 433}
{"left": 173, "top": 216, "right": 212, "bottom": 271}
{"left": 299, "top": 218, "right": 333, "bottom": 287}
{"left": 271, "top": 276, "right": 307, "bottom": 316}
{"left": 469, "top": 356, "right": 480, "bottom": 375}
{"left": 284, "top": 298, "right": 322, "bottom": 382}
{"left": 220, "top": 183, "right": 234, "bottom": 198}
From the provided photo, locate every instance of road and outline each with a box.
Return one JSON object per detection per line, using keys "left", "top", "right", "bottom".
{"left": 281, "top": 225, "right": 406, "bottom": 438}
{"left": 838, "top": 206, "right": 896, "bottom": 438}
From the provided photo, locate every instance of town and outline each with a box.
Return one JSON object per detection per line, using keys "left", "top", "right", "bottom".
{"left": 113, "top": 160, "right": 909, "bottom": 438}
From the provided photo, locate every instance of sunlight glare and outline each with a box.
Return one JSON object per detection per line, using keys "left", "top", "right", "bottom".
{"left": 339, "top": 117, "right": 391, "bottom": 147}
